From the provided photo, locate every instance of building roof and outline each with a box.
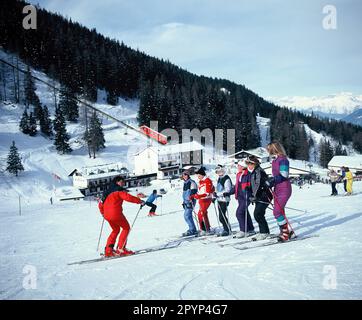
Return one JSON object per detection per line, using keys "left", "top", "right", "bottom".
{"left": 158, "top": 141, "right": 204, "bottom": 155}
{"left": 55, "top": 187, "right": 85, "bottom": 201}
{"left": 133, "top": 147, "right": 158, "bottom": 157}
{"left": 228, "top": 147, "right": 269, "bottom": 159}
{"left": 85, "top": 171, "right": 126, "bottom": 180}
{"left": 328, "top": 155, "right": 362, "bottom": 170}
{"left": 262, "top": 165, "right": 312, "bottom": 177}
{"left": 68, "top": 169, "right": 78, "bottom": 177}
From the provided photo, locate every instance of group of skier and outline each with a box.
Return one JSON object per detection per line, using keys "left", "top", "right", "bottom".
{"left": 181, "top": 141, "right": 294, "bottom": 242}
{"left": 97, "top": 141, "right": 294, "bottom": 258}
{"left": 328, "top": 166, "right": 354, "bottom": 196}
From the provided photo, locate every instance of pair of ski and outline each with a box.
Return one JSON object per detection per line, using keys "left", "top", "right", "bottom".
{"left": 68, "top": 240, "right": 183, "bottom": 266}
{"left": 219, "top": 233, "right": 319, "bottom": 251}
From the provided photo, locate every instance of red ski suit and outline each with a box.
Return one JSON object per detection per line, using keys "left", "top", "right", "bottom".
{"left": 192, "top": 177, "right": 214, "bottom": 231}
{"left": 98, "top": 191, "right": 142, "bottom": 250}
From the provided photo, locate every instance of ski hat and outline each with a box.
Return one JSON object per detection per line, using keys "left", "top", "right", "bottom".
{"left": 215, "top": 165, "right": 225, "bottom": 174}
{"left": 237, "top": 159, "right": 247, "bottom": 168}
{"left": 182, "top": 170, "right": 191, "bottom": 177}
{"left": 246, "top": 155, "right": 260, "bottom": 165}
{"left": 195, "top": 167, "right": 206, "bottom": 176}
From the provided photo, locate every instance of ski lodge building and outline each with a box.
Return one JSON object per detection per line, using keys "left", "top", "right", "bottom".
{"left": 69, "top": 163, "right": 156, "bottom": 196}
{"left": 328, "top": 155, "right": 362, "bottom": 175}
{"left": 228, "top": 147, "right": 270, "bottom": 164}
{"left": 261, "top": 163, "right": 314, "bottom": 178}
{"left": 134, "top": 141, "right": 204, "bottom": 180}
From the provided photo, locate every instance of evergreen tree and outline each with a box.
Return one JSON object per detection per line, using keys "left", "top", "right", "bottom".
{"left": 19, "top": 110, "right": 30, "bottom": 134}
{"left": 39, "top": 105, "right": 53, "bottom": 137}
{"left": 334, "top": 141, "right": 347, "bottom": 156}
{"left": 24, "top": 66, "right": 42, "bottom": 118}
{"left": 53, "top": 107, "right": 72, "bottom": 154}
{"left": 352, "top": 132, "right": 362, "bottom": 153}
{"left": 319, "top": 139, "right": 334, "bottom": 168}
{"left": 58, "top": 85, "right": 79, "bottom": 122}
{"left": 28, "top": 112, "right": 37, "bottom": 136}
{"left": 106, "top": 89, "right": 118, "bottom": 105}
{"left": 83, "top": 111, "right": 105, "bottom": 158}
{"left": 6, "top": 141, "right": 24, "bottom": 177}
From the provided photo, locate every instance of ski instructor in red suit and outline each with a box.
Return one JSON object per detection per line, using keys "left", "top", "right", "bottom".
{"left": 98, "top": 176, "right": 145, "bottom": 257}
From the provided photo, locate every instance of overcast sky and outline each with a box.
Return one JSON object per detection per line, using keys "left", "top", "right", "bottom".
{"left": 29, "top": 0, "right": 362, "bottom": 98}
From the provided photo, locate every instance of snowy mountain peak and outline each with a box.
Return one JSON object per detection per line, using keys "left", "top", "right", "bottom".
{"left": 268, "top": 92, "right": 362, "bottom": 116}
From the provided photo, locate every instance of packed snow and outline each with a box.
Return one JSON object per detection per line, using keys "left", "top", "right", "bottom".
{"left": 0, "top": 178, "right": 361, "bottom": 299}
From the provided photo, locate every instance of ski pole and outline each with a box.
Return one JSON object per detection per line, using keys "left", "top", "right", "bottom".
{"left": 130, "top": 205, "right": 143, "bottom": 229}
{"left": 244, "top": 193, "right": 248, "bottom": 238}
{"left": 212, "top": 201, "right": 221, "bottom": 231}
{"left": 119, "top": 204, "right": 143, "bottom": 252}
{"left": 96, "top": 217, "right": 105, "bottom": 252}
{"left": 191, "top": 201, "right": 200, "bottom": 232}
{"left": 255, "top": 200, "right": 307, "bottom": 214}
{"left": 216, "top": 200, "right": 232, "bottom": 235}
{"left": 161, "top": 196, "right": 163, "bottom": 215}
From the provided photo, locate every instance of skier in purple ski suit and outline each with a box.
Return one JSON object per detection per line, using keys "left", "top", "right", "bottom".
{"left": 266, "top": 142, "right": 293, "bottom": 241}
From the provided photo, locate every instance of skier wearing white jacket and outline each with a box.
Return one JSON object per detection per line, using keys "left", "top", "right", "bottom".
{"left": 214, "top": 165, "right": 233, "bottom": 236}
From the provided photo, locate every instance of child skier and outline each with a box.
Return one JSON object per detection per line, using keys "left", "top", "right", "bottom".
{"left": 214, "top": 165, "right": 233, "bottom": 236}
{"left": 145, "top": 190, "right": 162, "bottom": 216}
{"left": 246, "top": 155, "right": 273, "bottom": 240}
{"left": 234, "top": 159, "right": 255, "bottom": 238}
{"left": 181, "top": 170, "right": 198, "bottom": 236}
{"left": 266, "top": 141, "right": 294, "bottom": 241}
{"left": 98, "top": 176, "right": 145, "bottom": 257}
{"left": 190, "top": 167, "right": 214, "bottom": 235}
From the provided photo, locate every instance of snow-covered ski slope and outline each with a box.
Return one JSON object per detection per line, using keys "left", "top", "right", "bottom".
{"left": 0, "top": 180, "right": 361, "bottom": 299}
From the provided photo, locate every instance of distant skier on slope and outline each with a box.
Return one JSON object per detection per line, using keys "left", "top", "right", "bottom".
{"left": 190, "top": 167, "right": 214, "bottom": 235}
{"left": 266, "top": 141, "right": 294, "bottom": 241}
{"left": 181, "top": 170, "right": 198, "bottom": 236}
{"left": 344, "top": 167, "right": 354, "bottom": 195}
{"left": 246, "top": 155, "right": 273, "bottom": 240}
{"left": 214, "top": 165, "right": 233, "bottom": 236}
{"left": 145, "top": 189, "right": 162, "bottom": 216}
{"left": 98, "top": 176, "right": 145, "bottom": 257}
{"left": 340, "top": 166, "right": 347, "bottom": 192}
{"left": 234, "top": 159, "right": 255, "bottom": 238}
{"left": 328, "top": 169, "right": 340, "bottom": 196}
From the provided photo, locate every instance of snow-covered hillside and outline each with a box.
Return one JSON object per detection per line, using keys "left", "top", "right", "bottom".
{"left": 0, "top": 49, "right": 157, "bottom": 205}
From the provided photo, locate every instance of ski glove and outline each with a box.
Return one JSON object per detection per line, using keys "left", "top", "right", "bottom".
{"left": 249, "top": 196, "right": 257, "bottom": 204}
{"left": 265, "top": 177, "right": 275, "bottom": 188}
